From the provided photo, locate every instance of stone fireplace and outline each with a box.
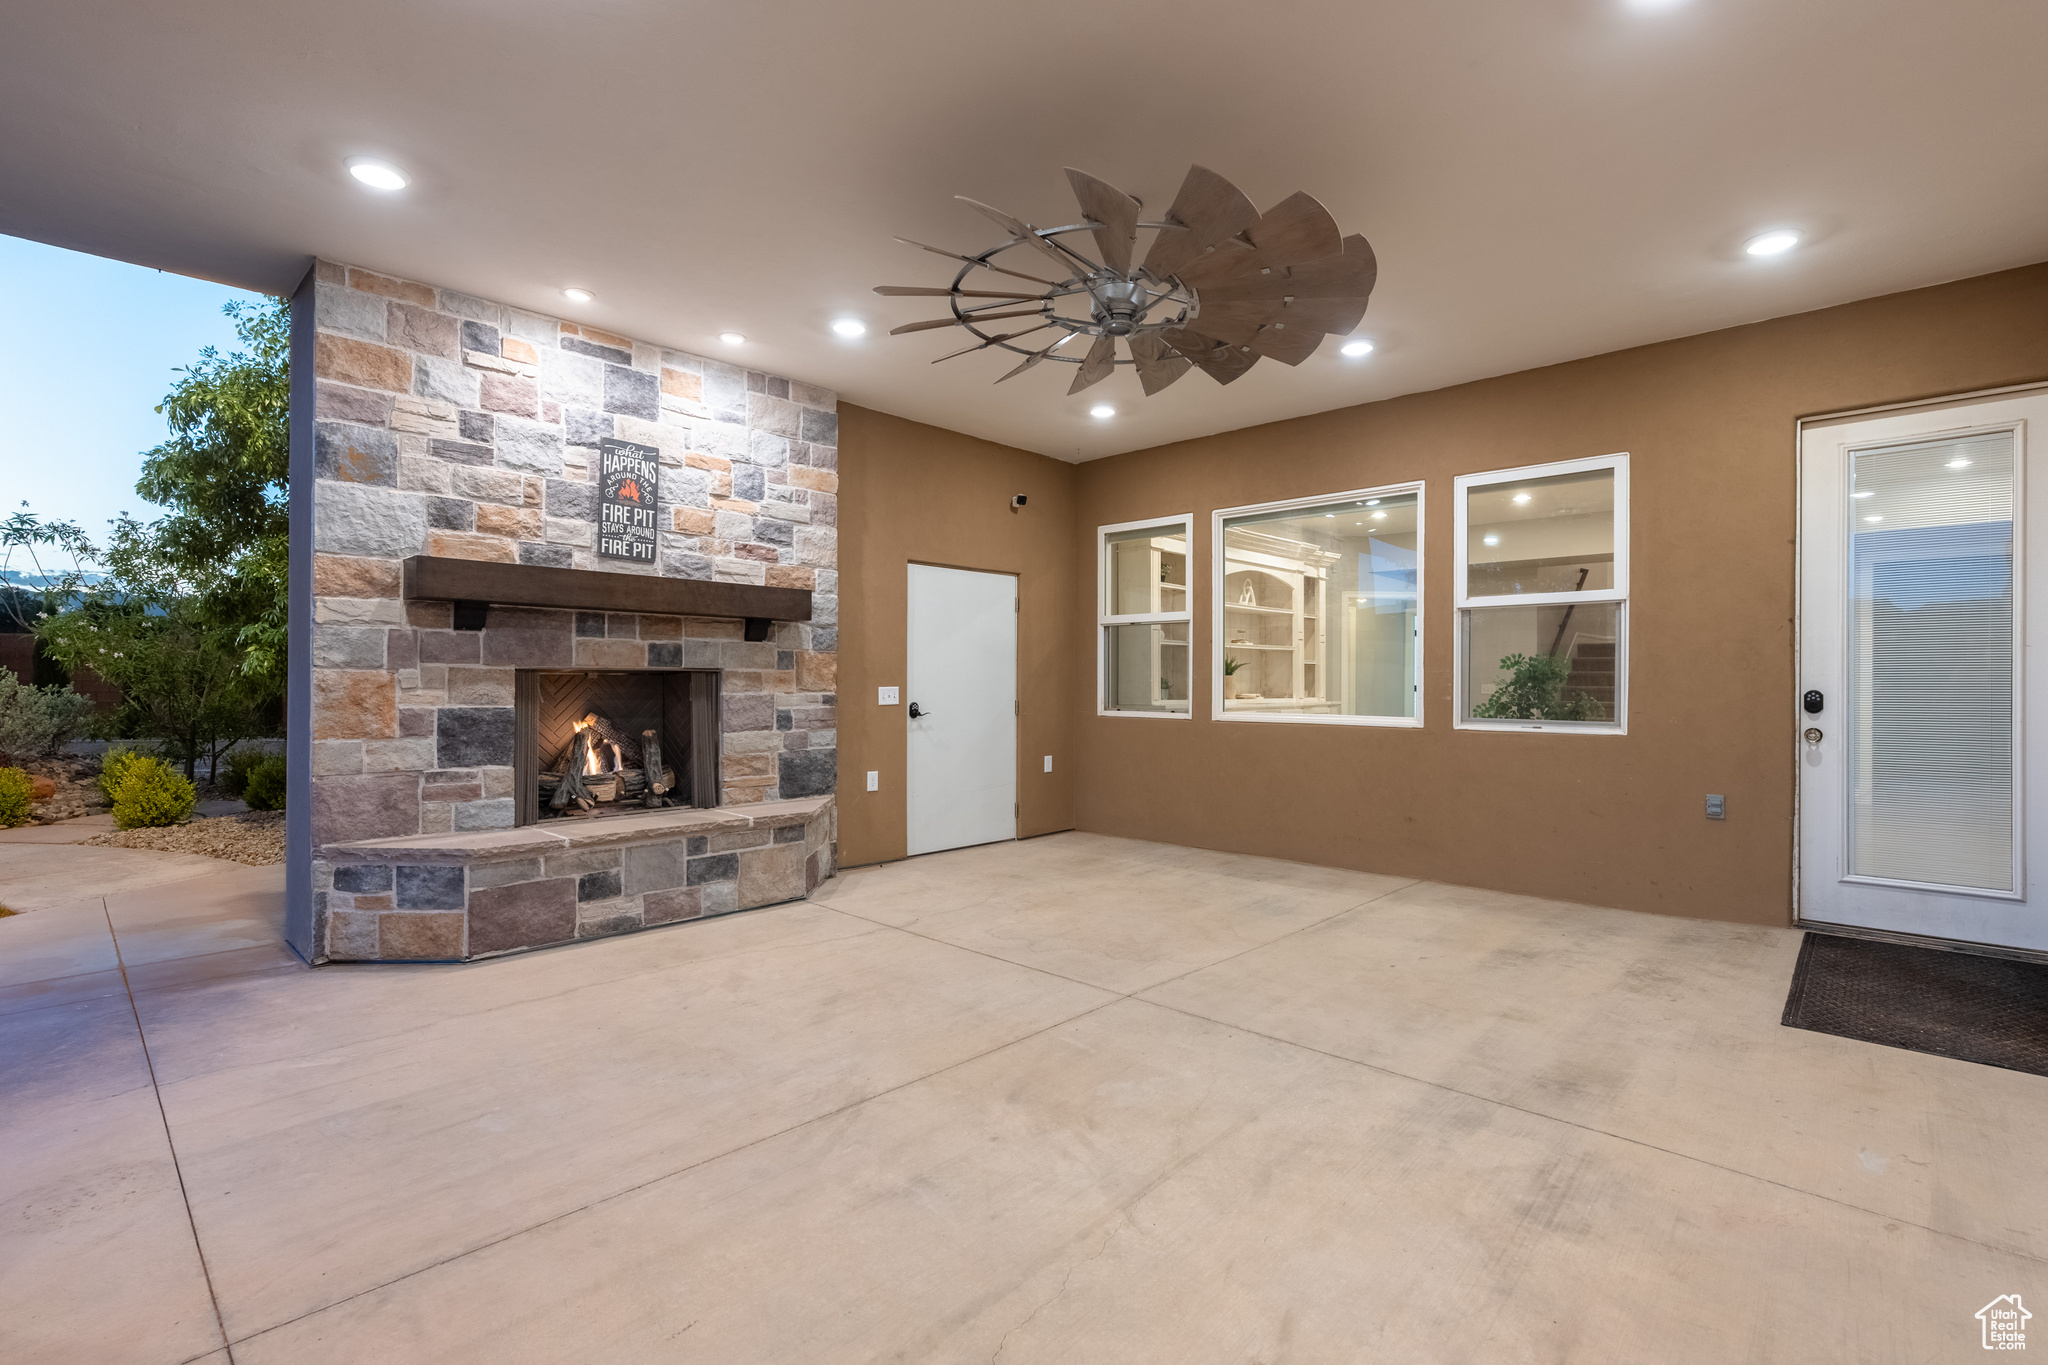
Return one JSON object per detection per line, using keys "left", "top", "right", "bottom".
{"left": 288, "top": 260, "right": 839, "bottom": 964}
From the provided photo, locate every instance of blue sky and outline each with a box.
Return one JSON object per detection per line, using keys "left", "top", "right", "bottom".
{"left": 0, "top": 234, "right": 265, "bottom": 538}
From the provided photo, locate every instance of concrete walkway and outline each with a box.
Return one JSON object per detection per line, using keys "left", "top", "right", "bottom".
{"left": 2, "top": 832, "right": 2042, "bottom": 1363}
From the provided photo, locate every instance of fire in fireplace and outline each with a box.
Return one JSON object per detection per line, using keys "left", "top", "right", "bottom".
{"left": 514, "top": 669, "right": 721, "bottom": 825}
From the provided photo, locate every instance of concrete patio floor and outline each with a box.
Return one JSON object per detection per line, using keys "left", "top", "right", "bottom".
{"left": 2, "top": 830, "right": 2042, "bottom": 1363}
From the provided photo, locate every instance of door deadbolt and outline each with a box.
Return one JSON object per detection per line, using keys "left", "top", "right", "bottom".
{"left": 1803, "top": 727, "right": 1823, "bottom": 744}
{"left": 1802, "top": 689, "right": 1824, "bottom": 715}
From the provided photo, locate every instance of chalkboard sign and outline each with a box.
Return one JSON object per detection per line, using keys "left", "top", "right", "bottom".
{"left": 598, "top": 438, "right": 659, "bottom": 564}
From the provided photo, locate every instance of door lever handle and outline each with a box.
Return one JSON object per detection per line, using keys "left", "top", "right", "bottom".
{"left": 908, "top": 702, "right": 931, "bottom": 719}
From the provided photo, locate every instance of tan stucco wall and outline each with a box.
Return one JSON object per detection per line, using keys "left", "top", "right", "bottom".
{"left": 1069, "top": 261, "right": 2048, "bottom": 925}
{"left": 835, "top": 405, "right": 1078, "bottom": 866}
{"left": 836, "top": 262, "right": 2048, "bottom": 922}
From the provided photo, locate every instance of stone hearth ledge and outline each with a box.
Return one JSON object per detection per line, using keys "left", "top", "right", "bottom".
{"left": 317, "top": 796, "right": 836, "bottom": 962}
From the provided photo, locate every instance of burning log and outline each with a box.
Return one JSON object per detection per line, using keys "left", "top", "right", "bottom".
{"left": 549, "top": 724, "right": 605, "bottom": 811}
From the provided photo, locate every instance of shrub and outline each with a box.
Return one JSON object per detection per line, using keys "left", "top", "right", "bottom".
{"left": 242, "top": 754, "right": 287, "bottom": 811}
{"left": 218, "top": 746, "right": 270, "bottom": 800}
{"left": 111, "top": 757, "right": 196, "bottom": 829}
{"left": 0, "top": 671, "right": 93, "bottom": 764}
{"left": 0, "top": 766, "right": 33, "bottom": 828}
{"left": 1471, "top": 652, "right": 1606, "bottom": 723}
{"left": 99, "top": 745, "right": 150, "bottom": 802}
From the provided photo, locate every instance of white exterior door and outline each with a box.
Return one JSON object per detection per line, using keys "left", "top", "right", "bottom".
{"left": 906, "top": 564, "right": 1017, "bottom": 856}
{"left": 1798, "top": 389, "right": 2048, "bottom": 953}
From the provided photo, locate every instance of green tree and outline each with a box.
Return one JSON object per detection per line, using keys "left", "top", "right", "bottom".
{"left": 39, "top": 594, "right": 264, "bottom": 779}
{"left": 132, "top": 297, "right": 291, "bottom": 689}
{"left": 19, "top": 296, "right": 290, "bottom": 778}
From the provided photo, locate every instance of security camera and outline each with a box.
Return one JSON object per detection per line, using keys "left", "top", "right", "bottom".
{"left": 1011, "top": 494, "right": 1027, "bottom": 509}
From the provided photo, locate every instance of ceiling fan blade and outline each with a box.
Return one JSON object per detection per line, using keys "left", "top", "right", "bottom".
{"left": 1191, "top": 297, "right": 1370, "bottom": 343}
{"left": 1067, "top": 332, "right": 1117, "bottom": 395}
{"left": 1274, "top": 296, "right": 1370, "bottom": 336}
{"left": 874, "top": 285, "right": 1045, "bottom": 299}
{"left": 1141, "top": 165, "right": 1260, "bottom": 277}
{"left": 1065, "top": 168, "right": 1141, "bottom": 275}
{"left": 1244, "top": 191, "right": 1344, "bottom": 269}
{"left": 888, "top": 306, "right": 1046, "bottom": 336}
{"left": 956, "top": 197, "right": 1084, "bottom": 277}
{"left": 1127, "top": 333, "right": 1193, "bottom": 396}
{"left": 994, "top": 331, "right": 1080, "bottom": 383}
{"left": 932, "top": 323, "right": 1055, "bottom": 364}
{"left": 1201, "top": 234, "right": 1379, "bottom": 303}
{"left": 1247, "top": 324, "right": 1327, "bottom": 366}
{"left": 1168, "top": 237, "right": 1262, "bottom": 290}
{"left": 1279, "top": 233, "right": 1378, "bottom": 299}
{"left": 894, "top": 238, "right": 1059, "bottom": 287}
{"left": 1161, "top": 329, "right": 1259, "bottom": 385}
{"left": 1176, "top": 301, "right": 1275, "bottom": 347}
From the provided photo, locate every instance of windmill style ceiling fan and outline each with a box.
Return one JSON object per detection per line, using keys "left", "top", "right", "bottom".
{"left": 875, "top": 164, "right": 1377, "bottom": 397}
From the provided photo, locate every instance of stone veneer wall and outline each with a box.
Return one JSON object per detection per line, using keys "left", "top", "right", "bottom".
{"left": 293, "top": 260, "right": 838, "bottom": 962}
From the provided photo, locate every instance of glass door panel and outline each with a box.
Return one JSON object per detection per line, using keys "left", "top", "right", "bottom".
{"left": 1846, "top": 432, "right": 2018, "bottom": 892}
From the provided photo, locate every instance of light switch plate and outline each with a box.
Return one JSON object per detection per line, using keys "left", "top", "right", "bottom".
{"left": 866, "top": 771, "right": 879, "bottom": 792}
{"left": 1043, "top": 755, "right": 1053, "bottom": 772}
{"left": 1705, "top": 794, "right": 1725, "bottom": 820}
{"left": 878, "top": 686, "right": 899, "bottom": 705}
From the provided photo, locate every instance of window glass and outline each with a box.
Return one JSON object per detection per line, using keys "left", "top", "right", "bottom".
{"left": 1220, "top": 491, "right": 1418, "bottom": 719}
{"left": 1103, "top": 524, "right": 1188, "bottom": 617}
{"left": 1465, "top": 468, "right": 1614, "bottom": 598}
{"left": 1100, "top": 519, "right": 1191, "bottom": 715}
{"left": 1104, "top": 622, "right": 1191, "bottom": 713}
{"left": 1461, "top": 602, "right": 1620, "bottom": 724}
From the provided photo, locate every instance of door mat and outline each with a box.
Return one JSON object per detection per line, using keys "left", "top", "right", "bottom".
{"left": 1783, "top": 932, "right": 2048, "bottom": 1077}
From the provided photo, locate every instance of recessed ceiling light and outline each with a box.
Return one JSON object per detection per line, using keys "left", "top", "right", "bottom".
{"left": 1946, "top": 457, "right": 1973, "bottom": 469}
{"left": 1372, "top": 511, "right": 1388, "bottom": 520}
{"left": 719, "top": 332, "right": 746, "bottom": 346}
{"left": 1483, "top": 533, "right": 1501, "bottom": 546}
{"left": 1864, "top": 515, "right": 1885, "bottom": 523}
{"left": 1745, "top": 230, "right": 1801, "bottom": 257}
{"left": 1512, "top": 493, "right": 1533, "bottom": 504}
{"left": 1340, "top": 339, "right": 1375, "bottom": 358}
{"left": 1852, "top": 490, "right": 1875, "bottom": 498}
{"left": 562, "top": 288, "right": 593, "bottom": 303}
{"left": 346, "top": 158, "right": 408, "bottom": 192}
{"left": 831, "top": 318, "right": 867, "bottom": 338}
{"left": 1366, "top": 499, "right": 1380, "bottom": 506}
{"left": 1090, "top": 404, "right": 1115, "bottom": 419}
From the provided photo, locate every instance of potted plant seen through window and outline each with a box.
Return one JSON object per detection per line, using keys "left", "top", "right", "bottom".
{"left": 1471, "top": 652, "right": 1607, "bottom": 722}
{"left": 1222, "top": 654, "right": 1243, "bottom": 699}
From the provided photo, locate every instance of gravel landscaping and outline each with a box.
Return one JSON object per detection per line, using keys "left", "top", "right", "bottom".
{"left": 80, "top": 810, "right": 286, "bottom": 866}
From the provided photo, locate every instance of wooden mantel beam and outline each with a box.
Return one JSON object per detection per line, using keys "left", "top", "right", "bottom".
{"left": 401, "top": 556, "right": 811, "bottom": 623}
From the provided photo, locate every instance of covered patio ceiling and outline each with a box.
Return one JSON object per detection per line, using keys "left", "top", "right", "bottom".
{"left": 4, "top": 0, "right": 2046, "bottom": 460}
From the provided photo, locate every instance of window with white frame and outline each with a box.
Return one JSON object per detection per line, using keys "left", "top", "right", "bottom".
{"left": 1098, "top": 515, "right": 1193, "bottom": 716}
{"left": 1213, "top": 484, "right": 1422, "bottom": 725}
{"left": 1454, "top": 454, "right": 1628, "bottom": 731}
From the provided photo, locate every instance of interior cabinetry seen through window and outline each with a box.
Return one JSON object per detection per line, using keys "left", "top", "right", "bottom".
{"left": 1454, "top": 455, "right": 1628, "bottom": 731}
{"left": 1213, "top": 486, "right": 1421, "bottom": 725}
{"left": 1099, "top": 516, "right": 1192, "bottom": 716}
